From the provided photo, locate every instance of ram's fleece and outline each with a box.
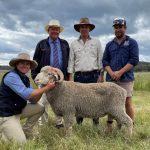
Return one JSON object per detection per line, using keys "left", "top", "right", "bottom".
{"left": 35, "top": 66, "right": 133, "bottom": 136}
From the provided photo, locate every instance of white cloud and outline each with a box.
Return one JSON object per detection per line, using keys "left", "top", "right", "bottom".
{"left": 139, "top": 54, "right": 150, "bottom": 62}
{"left": 0, "top": 0, "right": 150, "bottom": 66}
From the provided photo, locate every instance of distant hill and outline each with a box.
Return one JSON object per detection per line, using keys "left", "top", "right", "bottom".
{"left": 0, "top": 61, "right": 150, "bottom": 72}
{"left": 134, "top": 61, "right": 150, "bottom": 72}
{"left": 0, "top": 65, "right": 12, "bottom": 70}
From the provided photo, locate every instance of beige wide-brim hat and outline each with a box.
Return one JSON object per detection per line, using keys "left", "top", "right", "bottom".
{"left": 74, "top": 17, "right": 95, "bottom": 32}
{"left": 45, "top": 19, "right": 64, "bottom": 33}
{"left": 9, "top": 53, "right": 38, "bottom": 69}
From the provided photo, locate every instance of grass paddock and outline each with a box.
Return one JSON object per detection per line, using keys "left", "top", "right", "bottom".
{"left": 0, "top": 71, "right": 150, "bottom": 150}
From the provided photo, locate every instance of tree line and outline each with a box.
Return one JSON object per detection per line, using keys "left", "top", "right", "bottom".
{"left": 134, "top": 62, "right": 150, "bottom": 72}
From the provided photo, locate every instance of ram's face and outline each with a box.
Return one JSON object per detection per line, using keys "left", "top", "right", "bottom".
{"left": 34, "top": 71, "right": 60, "bottom": 86}
{"left": 34, "top": 72, "right": 49, "bottom": 86}
{"left": 34, "top": 66, "right": 64, "bottom": 87}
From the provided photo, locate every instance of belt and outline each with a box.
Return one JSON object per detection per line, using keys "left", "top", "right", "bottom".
{"left": 75, "top": 70, "right": 99, "bottom": 76}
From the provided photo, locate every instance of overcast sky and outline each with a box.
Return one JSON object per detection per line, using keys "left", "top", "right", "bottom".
{"left": 0, "top": 0, "right": 150, "bottom": 65}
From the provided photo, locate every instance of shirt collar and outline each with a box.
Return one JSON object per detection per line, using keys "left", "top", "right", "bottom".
{"left": 48, "top": 37, "right": 59, "bottom": 43}
{"left": 78, "top": 35, "right": 91, "bottom": 41}
{"left": 113, "top": 35, "right": 127, "bottom": 43}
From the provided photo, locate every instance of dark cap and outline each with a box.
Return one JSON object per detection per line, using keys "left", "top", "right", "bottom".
{"left": 112, "top": 17, "right": 126, "bottom": 27}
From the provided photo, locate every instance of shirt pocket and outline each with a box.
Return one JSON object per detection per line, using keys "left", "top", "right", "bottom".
{"left": 109, "top": 47, "right": 118, "bottom": 57}
{"left": 74, "top": 48, "right": 83, "bottom": 59}
{"left": 120, "top": 46, "right": 130, "bottom": 58}
{"left": 89, "top": 45, "right": 97, "bottom": 57}
{"left": 40, "top": 44, "right": 50, "bottom": 51}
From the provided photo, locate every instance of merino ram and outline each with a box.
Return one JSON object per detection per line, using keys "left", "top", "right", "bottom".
{"left": 35, "top": 66, "right": 133, "bottom": 136}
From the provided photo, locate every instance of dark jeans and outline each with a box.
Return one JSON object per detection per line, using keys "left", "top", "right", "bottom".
{"left": 74, "top": 70, "right": 99, "bottom": 83}
{"left": 74, "top": 70, "right": 100, "bottom": 125}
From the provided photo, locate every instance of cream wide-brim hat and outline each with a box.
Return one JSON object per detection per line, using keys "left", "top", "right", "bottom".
{"left": 9, "top": 53, "right": 38, "bottom": 69}
{"left": 45, "top": 19, "right": 64, "bottom": 33}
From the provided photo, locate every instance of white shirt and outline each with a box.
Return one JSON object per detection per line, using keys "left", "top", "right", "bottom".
{"left": 67, "top": 37, "right": 103, "bottom": 73}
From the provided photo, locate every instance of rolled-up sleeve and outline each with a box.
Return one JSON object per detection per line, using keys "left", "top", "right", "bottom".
{"left": 102, "top": 44, "right": 111, "bottom": 68}
{"left": 67, "top": 42, "right": 75, "bottom": 73}
{"left": 127, "top": 39, "right": 139, "bottom": 66}
{"left": 4, "top": 72, "right": 33, "bottom": 100}
{"left": 97, "top": 39, "right": 103, "bottom": 70}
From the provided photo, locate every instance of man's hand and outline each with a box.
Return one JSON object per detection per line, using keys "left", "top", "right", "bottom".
{"left": 45, "top": 80, "right": 55, "bottom": 90}
{"left": 113, "top": 70, "right": 123, "bottom": 81}
{"left": 68, "top": 73, "right": 74, "bottom": 81}
{"left": 105, "top": 66, "right": 124, "bottom": 81}
{"left": 97, "top": 72, "right": 104, "bottom": 83}
{"left": 109, "top": 71, "right": 116, "bottom": 80}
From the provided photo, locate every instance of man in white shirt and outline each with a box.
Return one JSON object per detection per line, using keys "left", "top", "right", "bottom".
{"left": 68, "top": 17, "right": 104, "bottom": 125}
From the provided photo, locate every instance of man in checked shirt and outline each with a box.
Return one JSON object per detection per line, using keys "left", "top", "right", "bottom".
{"left": 102, "top": 17, "right": 139, "bottom": 130}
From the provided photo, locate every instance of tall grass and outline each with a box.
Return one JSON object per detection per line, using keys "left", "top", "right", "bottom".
{"left": 1, "top": 94, "right": 150, "bottom": 150}
{"left": 134, "top": 72, "right": 150, "bottom": 91}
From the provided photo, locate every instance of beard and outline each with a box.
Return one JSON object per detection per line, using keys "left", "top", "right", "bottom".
{"left": 115, "top": 31, "right": 125, "bottom": 39}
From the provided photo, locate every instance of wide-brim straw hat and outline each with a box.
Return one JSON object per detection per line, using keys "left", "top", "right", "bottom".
{"left": 74, "top": 17, "right": 95, "bottom": 32}
{"left": 9, "top": 53, "right": 38, "bottom": 69}
{"left": 45, "top": 19, "right": 64, "bottom": 33}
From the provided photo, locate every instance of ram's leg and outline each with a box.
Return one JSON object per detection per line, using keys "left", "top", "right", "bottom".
{"left": 63, "top": 114, "right": 75, "bottom": 136}
{"left": 110, "top": 109, "right": 133, "bottom": 136}
{"left": 117, "top": 113, "right": 133, "bottom": 136}
{"left": 93, "top": 118, "right": 99, "bottom": 126}
{"left": 106, "top": 114, "right": 114, "bottom": 132}
{"left": 55, "top": 116, "right": 64, "bottom": 129}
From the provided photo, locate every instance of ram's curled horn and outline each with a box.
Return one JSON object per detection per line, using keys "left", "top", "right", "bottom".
{"left": 41, "top": 66, "right": 51, "bottom": 73}
{"left": 49, "top": 67, "right": 64, "bottom": 82}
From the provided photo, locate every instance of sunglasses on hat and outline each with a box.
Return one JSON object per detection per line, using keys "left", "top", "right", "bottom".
{"left": 113, "top": 18, "right": 126, "bottom": 27}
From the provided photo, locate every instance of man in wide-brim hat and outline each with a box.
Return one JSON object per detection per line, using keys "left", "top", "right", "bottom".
{"left": 9, "top": 52, "right": 38, "bottom": 69}
{"left": 0, "top": 52, "right": 55, "bottom": 143}
{"left": 44, "top": 19, "right": 64, "bottom": 33}
{"left": 32, "top": 19, "right": 69, "bottom": 81}
{"left": 68, "top": 17, "right": 104, "bottom": 125}
{"left": 31, "top": 19, "right": 70, "bottom": 128}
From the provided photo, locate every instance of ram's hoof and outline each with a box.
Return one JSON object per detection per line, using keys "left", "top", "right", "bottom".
{"left": 55, "top": 124, "right": 64, "bottom": 129}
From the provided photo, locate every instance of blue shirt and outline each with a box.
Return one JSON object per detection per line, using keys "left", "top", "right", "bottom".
{"left": 48, "top": 37, "right": 63, "bottom": 69}
{"left": 102, "top": 35, "right": 139, "bottom": 81}
{"left": 4, "top": 72, "right": 33, "bottom": 100}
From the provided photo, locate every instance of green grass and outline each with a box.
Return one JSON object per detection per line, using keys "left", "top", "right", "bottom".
{"left": 134, "top": 72, "right": 150, "bottom": 91}
{"left": 0, "top": 71, "right": 150, "bottom": 150}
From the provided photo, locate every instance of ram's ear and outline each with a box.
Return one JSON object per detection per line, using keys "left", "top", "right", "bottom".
{"left": 49, "top": 67, "right": 64, "bottom": 82}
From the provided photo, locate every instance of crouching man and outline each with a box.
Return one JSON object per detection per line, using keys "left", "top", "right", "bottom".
{"left": 0, "top": 53, "right": 55, "bottom": 143}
